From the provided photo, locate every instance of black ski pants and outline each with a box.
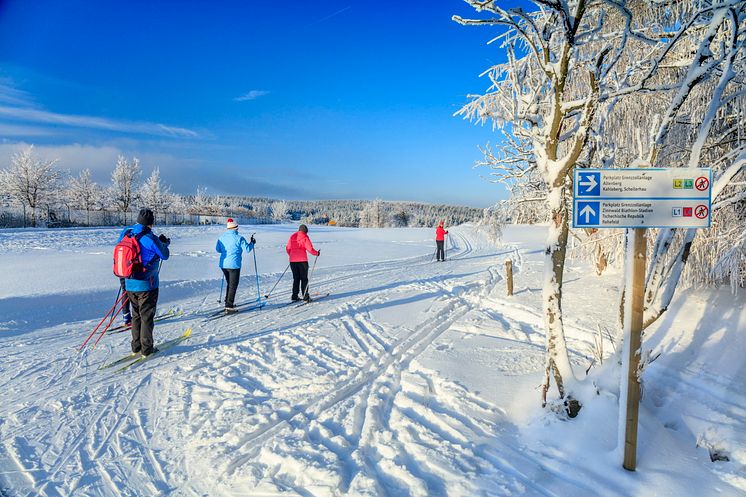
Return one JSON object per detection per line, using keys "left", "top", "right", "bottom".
{"left": 127, "top": 288, "right": 159, "bottom": 354}
{"left": 221, "top": 268, "right": 241, "bottom": 308}
{"left": 119, "top": 277, "right": 131, "bottom": 322}
{"left": 290, "top": 261, "right": 309, "bottom": 300}
{"left": 436, "top": 240, "right": 445, "bottom": 261}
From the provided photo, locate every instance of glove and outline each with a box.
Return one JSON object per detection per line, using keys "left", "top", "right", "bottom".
{"left": 159, "top": 234, "right": 171, "bottom": 245}
{"left": 250, "top": 236, "right": 256, "bottom": 245}
{"left": 317, "top": 249, "right": 321, "bottom": 256}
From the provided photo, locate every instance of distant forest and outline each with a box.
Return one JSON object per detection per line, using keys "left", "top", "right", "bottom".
{"left": 0, "top": 149, "right": 484, "bottom": 228}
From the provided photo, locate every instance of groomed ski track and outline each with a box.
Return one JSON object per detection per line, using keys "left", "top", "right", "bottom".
{"left": 0, "top": 225, "right": 741, "bottom": 496}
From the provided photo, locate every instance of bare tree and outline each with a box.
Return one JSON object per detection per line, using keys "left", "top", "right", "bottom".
{"left": 0, "top": 146, "right": 60, "bottom": 227}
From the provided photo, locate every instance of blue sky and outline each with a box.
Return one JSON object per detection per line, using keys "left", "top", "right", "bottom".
{"left": 0, "top": 0, "right": 511, "bottom": 207}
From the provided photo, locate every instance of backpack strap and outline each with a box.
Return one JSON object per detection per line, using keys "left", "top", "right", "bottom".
{"left": 125, "top": 228, "right": 147, "bottom": 241}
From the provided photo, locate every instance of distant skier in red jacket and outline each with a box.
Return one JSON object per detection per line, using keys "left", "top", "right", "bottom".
{"left": 435, "top": 221, "right": 448, "bottom": 262}
{"left": 286, "top": 224, "right": 320, "bottom": 301}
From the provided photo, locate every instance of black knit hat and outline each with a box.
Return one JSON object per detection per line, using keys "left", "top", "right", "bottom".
{"left": 298, "top": 224, "right": 308, "bottom": 233}
{"left": 137, "top": 208, "right": 155, "bottom": 226}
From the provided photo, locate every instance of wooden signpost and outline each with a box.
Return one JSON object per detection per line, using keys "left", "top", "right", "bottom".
{"left": 573, "top": 168, "right": 712, "bottom": 471}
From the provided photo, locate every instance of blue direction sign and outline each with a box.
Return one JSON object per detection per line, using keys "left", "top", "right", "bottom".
{"left": 577, "top": 172, "right": 600, "bottom": 196}
{"left": 576, "top": 201, "right": 600, "bottom": 226}
{"left": 572, "top": 168, "right": 712, "bottom": 229}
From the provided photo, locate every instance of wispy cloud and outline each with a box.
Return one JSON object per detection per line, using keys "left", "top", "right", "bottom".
{"left": 307, "top": 6, "right": 351, "bottom": 27}
{"left": 233, "top": 90, "right": 270, "bottom": 102}
{"left": 0, "top": 78, "right": 37, "bottom": 108}
{"left": 0, "top": 79, "right": 199, "bottom": 138}
{"left": 0, "top": 105, "right": 199, "bottom": 138}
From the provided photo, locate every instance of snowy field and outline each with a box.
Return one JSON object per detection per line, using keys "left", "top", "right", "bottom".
{"left": 0, "top": 223, "right": 744, "bottom": 497}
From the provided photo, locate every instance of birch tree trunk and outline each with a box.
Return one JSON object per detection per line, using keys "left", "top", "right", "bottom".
{"left": 541, "top": 185, "right": 575, "bottom": 404}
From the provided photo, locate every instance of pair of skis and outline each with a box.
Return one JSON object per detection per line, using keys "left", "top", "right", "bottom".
{"left": 204, "top": 292, "right": 332, "bottom": 322}
{"left": 99, "top": 328, "right": 192, "bottom": 373}
{"left": 204, "top": 300, "right": 266, "bottom": 321}
{"left": 290, "top": 292, "right": 331, "bottom": 307}
{"left": 105, "top": 308, "right": 183, "bottom": 334}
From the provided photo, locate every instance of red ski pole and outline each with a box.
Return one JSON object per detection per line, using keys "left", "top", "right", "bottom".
{"left": 78, "top": 292, "right": 126, "bottom": 351}
{"left": 91, "top": 299, "right": 126, "bottom": 348}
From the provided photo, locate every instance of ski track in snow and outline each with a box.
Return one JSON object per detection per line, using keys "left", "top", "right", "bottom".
{"left": 1, "top": 226, "right": 744, "bottom": 496}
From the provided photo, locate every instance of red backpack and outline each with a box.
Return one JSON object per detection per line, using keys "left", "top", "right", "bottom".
{"left": 113, "top": 230, "right": 145, "bottom": 278}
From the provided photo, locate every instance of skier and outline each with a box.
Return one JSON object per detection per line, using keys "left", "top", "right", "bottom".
{"left": 435, "top": 221, "right": 448, "bottom": 262}
{"left": 118, "top": 208, "right": 170, "bottom": 356}
{"left": 285, "top": 224, "right": 320, "bottom": 302}
{"left": 215, "top": 218, "right": 256, "bottom": 313}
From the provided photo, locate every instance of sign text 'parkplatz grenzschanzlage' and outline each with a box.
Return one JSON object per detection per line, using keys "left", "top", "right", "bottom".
{"left": 572, "top": 168, "right": 712, "bottom": 229}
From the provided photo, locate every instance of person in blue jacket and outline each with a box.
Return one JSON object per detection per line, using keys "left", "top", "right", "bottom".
{"left": 118, "top": 208, "right": 170, "bottom": 356}
{"left": 215, "top": 218, "right": 255, "bottom": 312}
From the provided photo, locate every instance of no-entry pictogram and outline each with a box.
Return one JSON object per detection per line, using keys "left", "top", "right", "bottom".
{"left": 695, "top": 205, "right": 709, "bottom": 219}
{"left": 695, "top": 176, "right": 710, "bottom": 191}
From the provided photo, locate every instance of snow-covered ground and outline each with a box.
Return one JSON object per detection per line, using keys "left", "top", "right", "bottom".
{"left": 0, "top": 224, "right": 744, "bottom": 497}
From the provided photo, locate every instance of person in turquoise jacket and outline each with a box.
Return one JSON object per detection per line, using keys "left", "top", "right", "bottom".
{"left": 215, "top": 218, "right": 255, "bottom": 312}
{"left": 117, "top": 208, "right": 170, "bottom": 356}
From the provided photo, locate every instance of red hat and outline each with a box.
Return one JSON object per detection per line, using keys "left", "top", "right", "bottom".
{"left": 227, "top": 218, "right": 238, "bottom": 229}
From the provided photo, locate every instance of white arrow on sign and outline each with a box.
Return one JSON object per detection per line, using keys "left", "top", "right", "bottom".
{"left": 580, "top": 204, "right": 596, "bottom": 223}
{"left": 579, "top": 174, "right": 598, "bottom": 193}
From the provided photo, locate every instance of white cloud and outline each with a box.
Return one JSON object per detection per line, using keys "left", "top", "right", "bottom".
{"left": 0, "top": 78, "right": 198, "bottom": 139}
{"left": 0, "top": 142, "right": 123, "bottom": 175}
{"left": 233, "top": 90, "right": 270, "bottom": 102}
{"left": 0, "top": 105, "right": 198, "bottom": 138}
{"left": 0, "top": 123, "right": 56, "bottom": 137}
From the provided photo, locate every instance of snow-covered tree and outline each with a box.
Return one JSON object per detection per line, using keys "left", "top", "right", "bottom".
{"left": 455, "top": 0, "right": 746, "bottom": 408}
{"left": 391, "top": 207, "right": 410, "bottom": 227}
{"left": 0, "top": 146, "right": 60, "bottom": 227}
{"left": 271, "top": 200, "right": 289, "bottom": 222}
{"left": 360, "top": 199, "right": 385, "bottom": 228}
{"left": 480, "top": 205, "right": 505, "bottom": 245}
{"left": 632, "top": 4, "right": 746, "bottom": 329}
{"left": 455, "top": 0, "right": 612, "bottom": 405}
{"left": 139, "top": 168, "right": 171, "bottom": 222}
{"left": 165, "top": 192, "right": 187, "bottom": 223}
{"left": 110, "top": 156, "right": 141, "bottom": 224}
{"left": 67, "top": 169, "right": 103, "bottom": 225}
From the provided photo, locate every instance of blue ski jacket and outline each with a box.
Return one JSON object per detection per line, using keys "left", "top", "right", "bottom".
{"left": 216, "top": 229, "right": 254, "bottom": 269}
{"left": 118, "top": 224, "right": 170, "bottom": 292}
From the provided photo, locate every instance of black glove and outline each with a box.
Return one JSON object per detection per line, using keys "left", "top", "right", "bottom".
{"left": 159, "top": 234, "right": 171, "bottom": 245}
{"left": 250, "top": 236, "right": 256, "bottom": 245}
{"left": 317, "top": 249, "right": 321, "bottom": 256}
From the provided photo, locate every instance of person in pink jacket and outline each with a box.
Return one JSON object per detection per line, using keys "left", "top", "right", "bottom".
{"left": 286, "top": 224, "right": 320, "bottom": 301}
{"left": 435, "top": 221, "right": 449, "bottom": 262}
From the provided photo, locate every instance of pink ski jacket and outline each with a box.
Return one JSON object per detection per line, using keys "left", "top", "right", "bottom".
{"left": 286, "top": 231, "right": 319, "bottom": 262}
{"left": 435, "top": 226, "right": 448, "bottom": 241}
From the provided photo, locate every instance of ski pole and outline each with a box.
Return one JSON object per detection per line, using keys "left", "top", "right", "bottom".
{"left": 78, "top": 291, "right": 126, "bottom": 351}
{"left": 264, "top": 263, "right": 289, "bottom": 299}
{"left": 303, "top": 255, "right": 318, "bottom": 300}
{"left": 445, "top": 232, "right": 448, "bottom": 261}
{"left": 92, "top": 300, "right": 125, "bottom": 348}
{"left": 251, "top": 235, "right": 261, "bottom": 303}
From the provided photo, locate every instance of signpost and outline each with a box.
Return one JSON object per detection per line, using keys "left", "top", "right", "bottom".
{"left": 573, "top": 168, "right": 712, "bottom": 229}
{"left": 572, "top": 167, "right": 712, "bottom": 471}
